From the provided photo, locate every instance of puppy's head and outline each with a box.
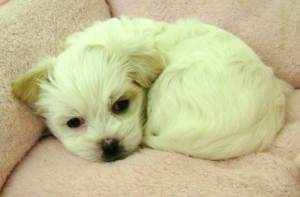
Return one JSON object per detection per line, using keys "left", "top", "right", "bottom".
{"left": 11, "top": 43, "right": 164, "bottom": 162}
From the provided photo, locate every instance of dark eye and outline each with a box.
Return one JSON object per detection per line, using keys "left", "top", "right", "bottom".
{"left": 66, "top": 117, "right": 84, "bottom": 128}
{"left": 112, "top": 99, "right": 130, "bottom": 114}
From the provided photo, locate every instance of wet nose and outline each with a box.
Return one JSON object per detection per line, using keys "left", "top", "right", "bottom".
{"left": 100, "top": 138, "right": 123, "bottom": 162}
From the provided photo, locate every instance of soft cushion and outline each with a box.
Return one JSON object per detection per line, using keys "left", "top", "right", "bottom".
{"left": 0, "top": 0, "right": 8, "bottom": 6}
{"left": 2, "top": 91, "right": 300, "bottom": 196}
{"left": 0, "top": 0, "right": 110, "bottom": 189}
{"left": 108, "top": 0, "right": 300, "bottom": 88}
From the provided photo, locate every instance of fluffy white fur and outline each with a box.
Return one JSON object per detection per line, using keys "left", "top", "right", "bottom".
{"left": 12, "top": 17, "right": 291, "bottom": 161}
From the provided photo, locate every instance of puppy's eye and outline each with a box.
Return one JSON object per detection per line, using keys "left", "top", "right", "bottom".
{"left": 66, "top": 117, "right": 84, "bottom": 128}
{"left": 112, "top": 99, "right": 130, "bottom": 114}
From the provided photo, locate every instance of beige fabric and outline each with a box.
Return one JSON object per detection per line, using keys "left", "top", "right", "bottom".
{"left": 109, "top": 0, "right": 300, "bottom": 88}
{"left": 2, "top": 91, "right": 300, "bottom": 196}
{"left": 0, "top": 0, "right": 8, "bottom": 6}
{"left": 0, "top": 0, "right": 110, "bottom": 189}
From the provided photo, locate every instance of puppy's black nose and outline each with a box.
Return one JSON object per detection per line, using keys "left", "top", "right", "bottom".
{"left": 101, "top": 138, "right": 124, "bottom": 162}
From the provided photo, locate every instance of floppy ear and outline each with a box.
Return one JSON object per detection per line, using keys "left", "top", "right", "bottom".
{"left": 11, "top": 58, "right": 54, "bottom": 107}
{"left": 127, "top": 48, "right": 165, "bottom": 88}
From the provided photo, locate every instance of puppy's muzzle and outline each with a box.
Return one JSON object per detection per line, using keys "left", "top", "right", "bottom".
{"left": 100, "top": 138, "right": 125, "bottom": 162}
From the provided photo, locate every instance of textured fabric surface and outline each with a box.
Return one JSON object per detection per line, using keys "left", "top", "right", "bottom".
{"left": 2, "top": 91, "right": 300, "bottom": 196}
{"left": 0, "top": 0, "right": 8, "bottom": 6}
{"left": 0, "top": 0, "right": 110, "bottom": 189}
{"left": 108, "top": 0, "right": 300, "bottom": 88}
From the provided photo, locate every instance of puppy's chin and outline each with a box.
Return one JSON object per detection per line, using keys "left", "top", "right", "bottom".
{"left": 64, "top": 144, "right": 138, "bottom": 163}
{"left": 58, "top": 128, "right": 143, "bottom": 162}
{"left": 61, "top": 139, "right": 101, "bottom": 162}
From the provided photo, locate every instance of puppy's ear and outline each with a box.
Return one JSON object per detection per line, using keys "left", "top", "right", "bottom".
{"left": 128, "top": 48, "right": 165, "bottom": 88}
{"left": 11, "top": 58, "right": 54, "bottom": 106}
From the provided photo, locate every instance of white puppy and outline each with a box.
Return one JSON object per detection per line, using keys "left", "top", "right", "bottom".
{"left": 12, "top": 17, "right": 291, "bottom": 162}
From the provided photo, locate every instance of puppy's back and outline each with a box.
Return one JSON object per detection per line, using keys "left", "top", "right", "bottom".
{"left": 144, "top": 19, "right": 291, "bottom": 160}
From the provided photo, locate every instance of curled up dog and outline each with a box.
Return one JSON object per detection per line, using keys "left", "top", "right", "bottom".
{"left": 11, "top": 17, "right": 292, "bottom": 162}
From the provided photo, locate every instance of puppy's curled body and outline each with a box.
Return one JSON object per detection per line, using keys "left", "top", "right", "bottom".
{"left": 141, "top": 18, "right": 291, "bottom": 159}
{"left": 12, "top": 17, "right": 291, "bottom": 161}
{"left": 82, "top": 17, "right": 291, "bottom": 159}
